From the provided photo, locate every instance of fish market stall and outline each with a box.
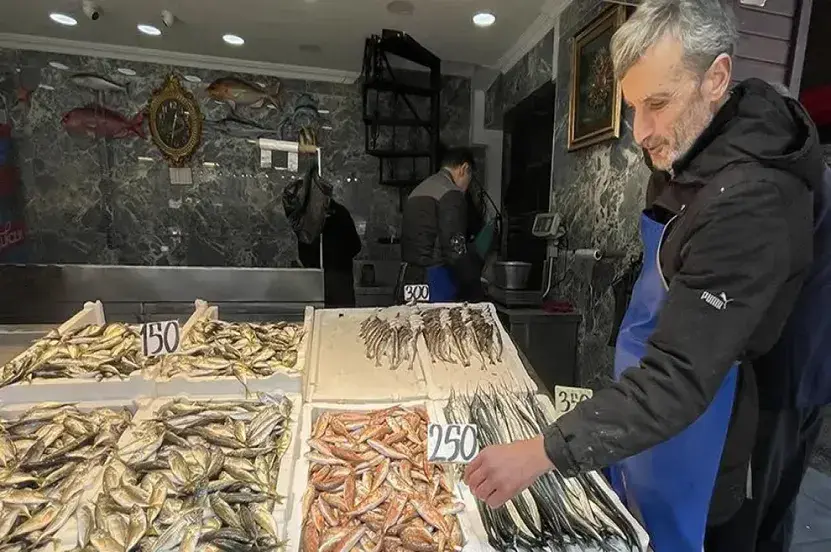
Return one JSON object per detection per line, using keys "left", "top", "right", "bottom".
{"left": 0, "top": 401, "right": 140, "bottom": 550}
{"left": 0, "top": 300, "right": 156, "bottom": 404}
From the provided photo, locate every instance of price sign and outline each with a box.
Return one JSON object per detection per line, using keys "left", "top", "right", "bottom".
{"left": 428, "top": 423, "right": 479, "bottom": 463}
{"left": 555, "top": 385, "right": 593, "bottom": 414}
{"left": 403, "top": 284, "right": 430, "bottom": 303}
{"left": 141, "top": 320, "right": 181, "bottom": 357}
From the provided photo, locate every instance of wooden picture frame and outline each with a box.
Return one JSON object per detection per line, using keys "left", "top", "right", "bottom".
{"left": 568, "top": 5, "right": 626, "bottom": 151}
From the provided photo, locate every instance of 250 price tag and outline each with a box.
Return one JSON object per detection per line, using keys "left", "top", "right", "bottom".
{"left": 141, "top": 320, "right": 181, "bottom": 357}
{"left": 403, "top": 284, "right": 430, "bottom": 303}
{"left": 555, "top": 385, "right": 593, "bottom": 414}
{"left": 428, "top": 423, "right": 479, "bottom": 463}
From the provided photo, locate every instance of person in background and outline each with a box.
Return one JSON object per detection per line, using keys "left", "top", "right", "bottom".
{"left": 397, "top": 147, "right": 485, "bottom": 303}
{"left": 297, "top": 199, "right": 361, "bottom": 307}
{"left": 462, "top": 2, "right": 829, "bottom": 552}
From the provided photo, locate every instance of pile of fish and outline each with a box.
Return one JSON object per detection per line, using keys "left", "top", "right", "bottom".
{"left": 155, "top": 320, "right": 306, "bottom": 383}
{"left": 359, "top": 305, "right": 503, "bottom": 370}
{"left": 0, "top": 403, "right": 133, "bottom": 550}
{"left": 300, "top": 406, "right": 466, "bottom": 552}
{"left": 445, "top": 389, "right": 643, "bottom": 552}
{"left": 80, "top": 396, "right": 292, "bottom": 552}
{"left": 0, "top": 323, "right": 145, "bottom": 389}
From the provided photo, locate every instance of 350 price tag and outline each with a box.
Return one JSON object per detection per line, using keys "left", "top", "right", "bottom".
{"left": 403, "top": 284, "right": 430, "bottom": 303}
{"left": 141, "top": 320, "right": 181, "bottom": 357}
{"left": 428, "top": 423, "right": 479, "bottom": 463}
{"left": 555, "top": 385, "right": 593, "bottom": 414}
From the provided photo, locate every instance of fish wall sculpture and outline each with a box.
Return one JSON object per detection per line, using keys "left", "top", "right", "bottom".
{"left": 62, "top": 105, "right": 145, "bottom": 139}
{"left": 207, "top": 77, "right": 281, "bottom": 111}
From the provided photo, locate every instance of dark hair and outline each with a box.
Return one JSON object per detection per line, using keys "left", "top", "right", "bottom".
{"left": 440, "top": 147, "right": 476, "bottom": 170}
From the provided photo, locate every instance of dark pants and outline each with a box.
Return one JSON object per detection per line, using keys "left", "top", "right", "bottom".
{"left": 705, "top": 408, "right": 822, "bottom": 552}
{"left": 323, "top": 269, "right": 355, "bottom": 308}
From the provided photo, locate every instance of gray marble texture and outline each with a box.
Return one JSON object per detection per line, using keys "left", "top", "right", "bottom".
{"left": 0, "top": 48, "right": 471, "bottom": 267}
{"left": 484, "top": 29, "right": 555, "bottom": 129}
{"left": 550, "top": 0, "right": 649, "bottom": 388}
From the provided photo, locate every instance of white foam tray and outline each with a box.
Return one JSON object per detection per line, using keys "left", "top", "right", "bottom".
{"left": 286, "top": 400, "right": 480, "bottom": 551}
{"left": 152, "top": 304, "right": 312, "bottom": 397}
{"left": 304, "top": 307, "right": 429, "bottom": 403}
{"left": 0, "top": 301, "right": 156, "bottom": 405}
{"left": 416, "top": 302, "right": 538, "bottom": 399}
{"left": 109, "top": 393, "right": 302, "bottom": 535}
{"left": 436, "top": 394, "right": 650, "bottom": 552}
{"left": 0, "top": 398, "right": 144, "bottom": 552}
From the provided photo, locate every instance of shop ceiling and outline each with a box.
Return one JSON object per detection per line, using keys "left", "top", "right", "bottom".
{"left": 0, "top": 0, "right": 551, "bottom": 81}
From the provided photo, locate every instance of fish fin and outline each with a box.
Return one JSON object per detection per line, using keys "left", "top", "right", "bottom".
{"left": 130, "top": 112, "right": 146, "bottom": 139}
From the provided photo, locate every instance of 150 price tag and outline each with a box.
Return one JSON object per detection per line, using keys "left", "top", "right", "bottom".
{"left": 555, "top": 385, "right": 593, "bottom": 413}
{"left": 428, "top": 423, "right": 479, "bottom": 463}
{"left": 141, "top": 320, "right": 181, "bottom": 357}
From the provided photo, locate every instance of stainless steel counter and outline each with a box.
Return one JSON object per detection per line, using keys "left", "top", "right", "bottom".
{"left": 0, "top": 264, "right": 324, "bottom": 324}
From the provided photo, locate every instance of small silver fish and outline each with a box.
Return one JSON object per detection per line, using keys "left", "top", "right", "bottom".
{"left": 70, "top": 73, "right": 128, "bottom": 93}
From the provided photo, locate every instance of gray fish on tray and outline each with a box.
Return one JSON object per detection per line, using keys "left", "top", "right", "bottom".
{"left": 0, "top": 404, "right": 132, "bottom": 549}
{"left": 0, "top": 322, "right": 146, "bottom": 388}
{"left": 445, "top": 387, "right": 644, "bottom": 552}
{"left": 88, "top": 396, "right": 293, "bottom": 552}
{"left": 70, "top": 73, "right": 129, "bottom": 93}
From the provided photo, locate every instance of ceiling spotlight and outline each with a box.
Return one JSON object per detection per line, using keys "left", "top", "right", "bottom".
{"left": 49, "top": 13, "right": 78, "bottom": 26}
{"left": 223, "top": 34, "right": 245, "bottom": 46}
{"left": 117, "top": 67, "right": 137, "bottom": 76}
{"left": 473, "top": 11, "right": 496, "bottom": 27}
{"left": 49, "top": 61, "right": 70, "bottom": 70}
{"left": 138, "top": 24, "right": 162, "bottom": 36}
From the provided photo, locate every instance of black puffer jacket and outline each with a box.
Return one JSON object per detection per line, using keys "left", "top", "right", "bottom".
{"left": 544, "top": 80, "right": 826, "bottom": 513}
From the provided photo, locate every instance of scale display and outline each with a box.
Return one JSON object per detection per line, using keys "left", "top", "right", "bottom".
{"left": 532, "top": 212, "right": 562, "bottom": 238}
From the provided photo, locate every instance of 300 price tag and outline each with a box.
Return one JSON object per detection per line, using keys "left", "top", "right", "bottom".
{"left": 141, "top": 320, "right": 181, "bottom": 357}
{"left": 403, "top": 284, "right": 430, "bottom": 303}
{"left": 428, "top": 423, "right": 479, "bottom": 463}
{"left": 555, "top": 385, "right": 593, "bottom": 413}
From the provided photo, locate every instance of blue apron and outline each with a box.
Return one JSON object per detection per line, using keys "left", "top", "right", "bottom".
{"left": 426, "top": 265, "right": 457, "bottom": 303}
{"left": 609, "top": 212, "right": 739, "bottom": 552}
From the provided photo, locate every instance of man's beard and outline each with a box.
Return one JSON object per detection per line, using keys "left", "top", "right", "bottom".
{"left": 650, "top": 92, "right": 714, "bottom": 172}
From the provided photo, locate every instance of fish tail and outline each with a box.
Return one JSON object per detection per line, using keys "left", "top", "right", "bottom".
{"left": 130, "top": 111, "right": 146, "bottom": 139}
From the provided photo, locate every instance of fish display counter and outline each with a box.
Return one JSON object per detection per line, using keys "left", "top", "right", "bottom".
{"left": 0, "top": 399, "right": 144, "bottom": 551}
{"left": 0, "top": 300, "right": 156, "bottom": 405}
{"left": 151, "top": 302, "right": 313, "bottom": 397}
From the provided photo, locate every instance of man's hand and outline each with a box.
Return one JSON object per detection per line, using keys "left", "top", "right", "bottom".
{"left": 463, "top": 435, "right": 554, "bottom": 508}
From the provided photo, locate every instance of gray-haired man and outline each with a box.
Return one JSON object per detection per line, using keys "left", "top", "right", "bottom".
{"left": 463, "top": 2, "right": 828, "bottom": 551}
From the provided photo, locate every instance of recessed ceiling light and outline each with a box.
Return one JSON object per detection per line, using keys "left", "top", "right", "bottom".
{"left": 184, "top": 75, "right": 202, "bottom": 83}
{"left": 50, "top": 13, "right": 78, "bottom": 26}
{"left": 117, "top": 68, "right": 137, "bottom": 76}
{"left": 49, "top": 61, "right": 69, "bottom": 70}
{"left": 387, "top": 1, "right": 414, "bottom": 15}
{"left": 137, "top": 24, "right": 162, "bottom": 36}
{"left": 223, "top": 34, "right": 245, "bottom": 46}
{"left": 473, "top": 11, "right": 496, "bottom": 27}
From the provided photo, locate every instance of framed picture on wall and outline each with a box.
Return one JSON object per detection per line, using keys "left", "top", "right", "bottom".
{"left": 568, "top": 5, "right": 626, "bottom": 151}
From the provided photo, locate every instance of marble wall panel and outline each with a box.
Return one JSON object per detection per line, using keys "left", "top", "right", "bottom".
{"left": 550, "top": 0, "right": 650, "bottom": 388}
{"left": 0, "top": 49, "right": 470, "bottom": 267}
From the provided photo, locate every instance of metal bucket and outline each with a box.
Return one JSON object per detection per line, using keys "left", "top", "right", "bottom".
{"left": 493, "top": 261, "right": 533, "bottom": 290}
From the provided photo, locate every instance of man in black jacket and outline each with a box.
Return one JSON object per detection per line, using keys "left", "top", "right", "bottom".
{"left": 297, "top": 199, "right": 361, "bottom": 307}
{"left": 398, "top": 147, "right": 484, "bottom": 302}
{"left": 464, "top": 2, "right": 827, "bottom": 551}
